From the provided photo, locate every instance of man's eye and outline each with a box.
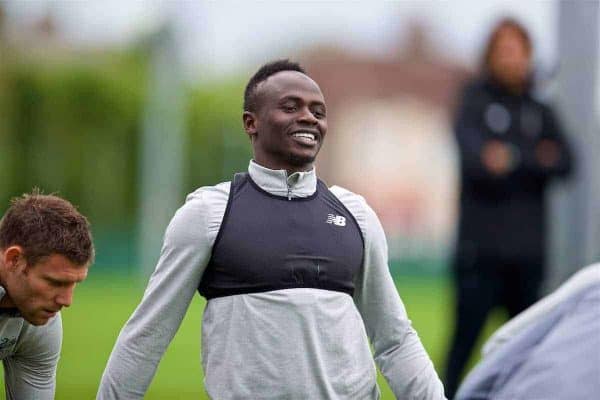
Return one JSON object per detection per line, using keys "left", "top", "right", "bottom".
{"left": 282, "top": 105, "right": 297, "bottom": 112}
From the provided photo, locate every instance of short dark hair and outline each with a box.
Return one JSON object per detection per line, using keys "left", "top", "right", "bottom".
{"left": 243, "top": 59, "right": 306, "bottom": 112}
{"left": 482, "top": 18, "right": 532, "bottom": 72}
{"left": 0, "top": 190, "right": 94, "bottom": 266}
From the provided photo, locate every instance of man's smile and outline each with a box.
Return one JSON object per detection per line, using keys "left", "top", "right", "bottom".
{"left": 291, "top": 130, "right": 320, "bottom": 146}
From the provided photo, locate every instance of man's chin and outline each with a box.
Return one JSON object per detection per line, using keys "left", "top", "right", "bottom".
{"left": 288, "top": 152, "right": 317, "bottom": 169}
{"left": 23, "top": 314, "right": 51, "bottom": 326}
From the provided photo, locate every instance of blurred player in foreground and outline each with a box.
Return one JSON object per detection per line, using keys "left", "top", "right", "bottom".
{"left": 444, "top": 18, "right": 574, "bottom": 398}
{"left": 0, "top": 191, "right": 94, "bottom": 399}
{"left": 456, "top": 263, "right": 600, "bottom": 400}
{"left": 98, "top": 60, "right": 446, "bottom": 399}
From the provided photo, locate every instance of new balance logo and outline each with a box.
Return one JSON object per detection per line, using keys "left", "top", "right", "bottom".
{"left": 0, "top": 337, "right": 16, "bottom": 350}
{"left": 326, "top": 214, "right": 346, "bottom": 226}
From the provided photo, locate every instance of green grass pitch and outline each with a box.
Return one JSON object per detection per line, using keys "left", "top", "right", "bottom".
{"left": 0, "top": 274, "right": 503, "bottom": 399}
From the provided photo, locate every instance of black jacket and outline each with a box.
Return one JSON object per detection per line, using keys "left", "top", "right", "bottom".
{"left": 454, "top": 79, "right": 573, "bottom": 264}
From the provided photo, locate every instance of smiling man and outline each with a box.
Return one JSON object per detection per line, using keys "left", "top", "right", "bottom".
{"left": 98, "top": 60, "right": 445, "bottom": 399}
{"left": 0, "top": 191, "right": 94, "bottom": 399}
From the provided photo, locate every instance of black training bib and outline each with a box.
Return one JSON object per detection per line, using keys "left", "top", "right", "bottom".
{"left": 198, "top": 173, "right": 364, "bottom": 299}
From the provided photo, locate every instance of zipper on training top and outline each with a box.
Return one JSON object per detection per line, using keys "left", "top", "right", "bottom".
{"left": 285, "top": 171, "right": 292, "bottom": 200}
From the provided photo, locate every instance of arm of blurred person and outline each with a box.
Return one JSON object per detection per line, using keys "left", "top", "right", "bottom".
{"left": 512, "top": 107, "right": 574, "bottom": 179}
{"left": 481, "top": 140, "right": 514, "bottom": 176}
{"left": 97, "top": 185, "right": 226, "bottom": 400}
{"left": 3, "top": 313, "right": 62, "bottom": 400}
{"left": 332, "top": 187, "right": 447, "bottom": 400}
{"left": 483, "top": 263, "right": 600, "bottom": 356}
{"left": 454, "top": 84, "right": 515, "bottom": 183}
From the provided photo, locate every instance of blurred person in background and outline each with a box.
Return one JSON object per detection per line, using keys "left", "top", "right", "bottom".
{"left": 444, "top": 18, "right": 574, "bottom": 398}
{"left": 98, "top": 59, "right": 446, "bottom": 400}
{"left": 0, "top": 191, "right": 94, "bottom": 399}
{"left": 455, "top": 263, "right": 600, "bottom": 400}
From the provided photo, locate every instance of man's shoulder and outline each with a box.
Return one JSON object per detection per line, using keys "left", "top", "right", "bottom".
{"left": 328, "top": 185, "right": 378, "bottom": 234}
{"left": 187, "top": 181, "right": 231, "bottom": 200}
{"left": 164, "top": 182, "right": 232, "bottom": 232}
{"left": 185, "top": 181, "right": 231, "bottom": 206}
{"left": 461, "top": 78, "right": 486, "bottom": 94}
{"left": 328, "top": 185, "right": 367, "bottom": 207}
{"left": 14, "top": 313, "right": 62, "bottom": 358}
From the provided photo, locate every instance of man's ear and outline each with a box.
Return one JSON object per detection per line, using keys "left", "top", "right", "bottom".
{"left": 2, "top": 246, "right": 24, "bottom": 271}
{"left": 243, "top": 111, "right": 258, "bottom": 141}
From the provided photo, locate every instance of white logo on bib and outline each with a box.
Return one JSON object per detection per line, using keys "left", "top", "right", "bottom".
{"left": 326, "top": 214, "right": 346, "bottom": 227}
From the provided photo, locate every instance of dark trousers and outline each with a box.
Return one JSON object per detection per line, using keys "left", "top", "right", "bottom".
{"left": 443, "top": 254, "right": 543, "bottom": 399}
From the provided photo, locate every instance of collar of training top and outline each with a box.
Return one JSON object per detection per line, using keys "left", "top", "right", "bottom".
{"left": 0, "top": 286, "right": 21, "bottom": 317}
{"left": 248, "top": 160, "right": 317, "bottom": 198}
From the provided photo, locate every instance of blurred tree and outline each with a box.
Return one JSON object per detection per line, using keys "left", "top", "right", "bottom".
{"left": 1, "top": 56, "right": 146, "bottom": 226}
{"left": 185, "top": 79, "right": 251, "bottom": 192}
{"left": 0, "top": 46, "right": 251, "bottom": 270}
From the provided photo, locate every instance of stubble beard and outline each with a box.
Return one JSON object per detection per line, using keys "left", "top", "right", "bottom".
{"left": 288, "top": 153, "right": 316, "bottom": 168}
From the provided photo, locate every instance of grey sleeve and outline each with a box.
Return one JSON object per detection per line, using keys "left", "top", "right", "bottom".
{"left": 483, "top": 263, "right": 600, "bottom": 356}
{"left": 97, "top": 189, "right": 220, "bottom": 400}
{"left": 3, "top": 313, "right": 62, "bottom": 400}
{"left": 457, "top": 282, "right": 600, "bottom": 400}
{"left": 332, "top": 187, "right": 446, "bottom": 399}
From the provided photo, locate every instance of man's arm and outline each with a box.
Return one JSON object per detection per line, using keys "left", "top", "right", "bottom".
{"left": 97, "top": 189, "right": 220, "bottom": 399}
{"left": 332, "top": 187, "right": 446, "bottom": 399}
{"left": 356, "top": 205, "right": 446, "bottom": 399}
{"left": 3, "top": 313, "right": 62, "bottom": 400}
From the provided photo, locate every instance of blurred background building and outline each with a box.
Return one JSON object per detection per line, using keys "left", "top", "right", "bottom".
{"left": 306, "top": 25, "right": 468, "bottom": 272}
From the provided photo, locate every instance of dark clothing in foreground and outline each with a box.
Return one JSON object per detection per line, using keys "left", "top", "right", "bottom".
{"left": 444, "top": 78, "right": 574, "bottom": 398}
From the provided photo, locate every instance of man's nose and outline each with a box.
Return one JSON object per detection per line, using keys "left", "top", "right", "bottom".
{"left": 297, "top": 108, "right": 318, "bottom": 125}
{"left": 55, "top": 288, "right": 74, "bottom": 308}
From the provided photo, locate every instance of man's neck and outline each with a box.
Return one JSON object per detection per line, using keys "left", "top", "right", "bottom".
{"left": 248, "top": 160, "right": 317, "bottom": 198}
{"left": 252, "top": 158, "right": 314, "bottom": 175}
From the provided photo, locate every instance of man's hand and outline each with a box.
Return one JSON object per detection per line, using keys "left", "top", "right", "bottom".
{"left": 482, "top": 140, "right": 512, "bottom": 176}
{"left": 535, "top": 139, "right": 560, "bottom": 168}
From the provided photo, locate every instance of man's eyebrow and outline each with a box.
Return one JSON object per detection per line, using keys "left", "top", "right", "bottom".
{"left": 278, "top": 95, "right": 325, "bottom": 107}
{"left": 44, "top": 273, "right": 87, "bottom": 284}
{"left": 278, "top": 95, "right": 302, "bottom": 103}
{"left": 43, "top": 276, "right": 69, "bottom": 284}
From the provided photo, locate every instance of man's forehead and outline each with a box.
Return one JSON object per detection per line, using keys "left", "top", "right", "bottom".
{"left": 38, "top": 253, "right": 88, "bottom": 272}
{"left": 258, "top": 70, "right": 324, "bottom": 99}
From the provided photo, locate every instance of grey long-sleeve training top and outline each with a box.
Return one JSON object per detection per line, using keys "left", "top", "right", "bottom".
{"left": 0, "top": 286, "right": 62, "bottom": 400}
{"left": 98, "top": 161, "right": 446, "bottom": 400}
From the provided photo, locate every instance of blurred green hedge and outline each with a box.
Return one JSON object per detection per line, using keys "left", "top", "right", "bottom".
{"left": 1, "top": 54, "right": 145, "bottom": 224}
{"left": 0, "top": 49, "right": 252, "bottom": 266}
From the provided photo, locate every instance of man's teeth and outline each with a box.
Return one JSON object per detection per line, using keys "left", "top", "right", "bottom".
{"left": 292, "top": 132, "right": 316, "bottom": 140}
